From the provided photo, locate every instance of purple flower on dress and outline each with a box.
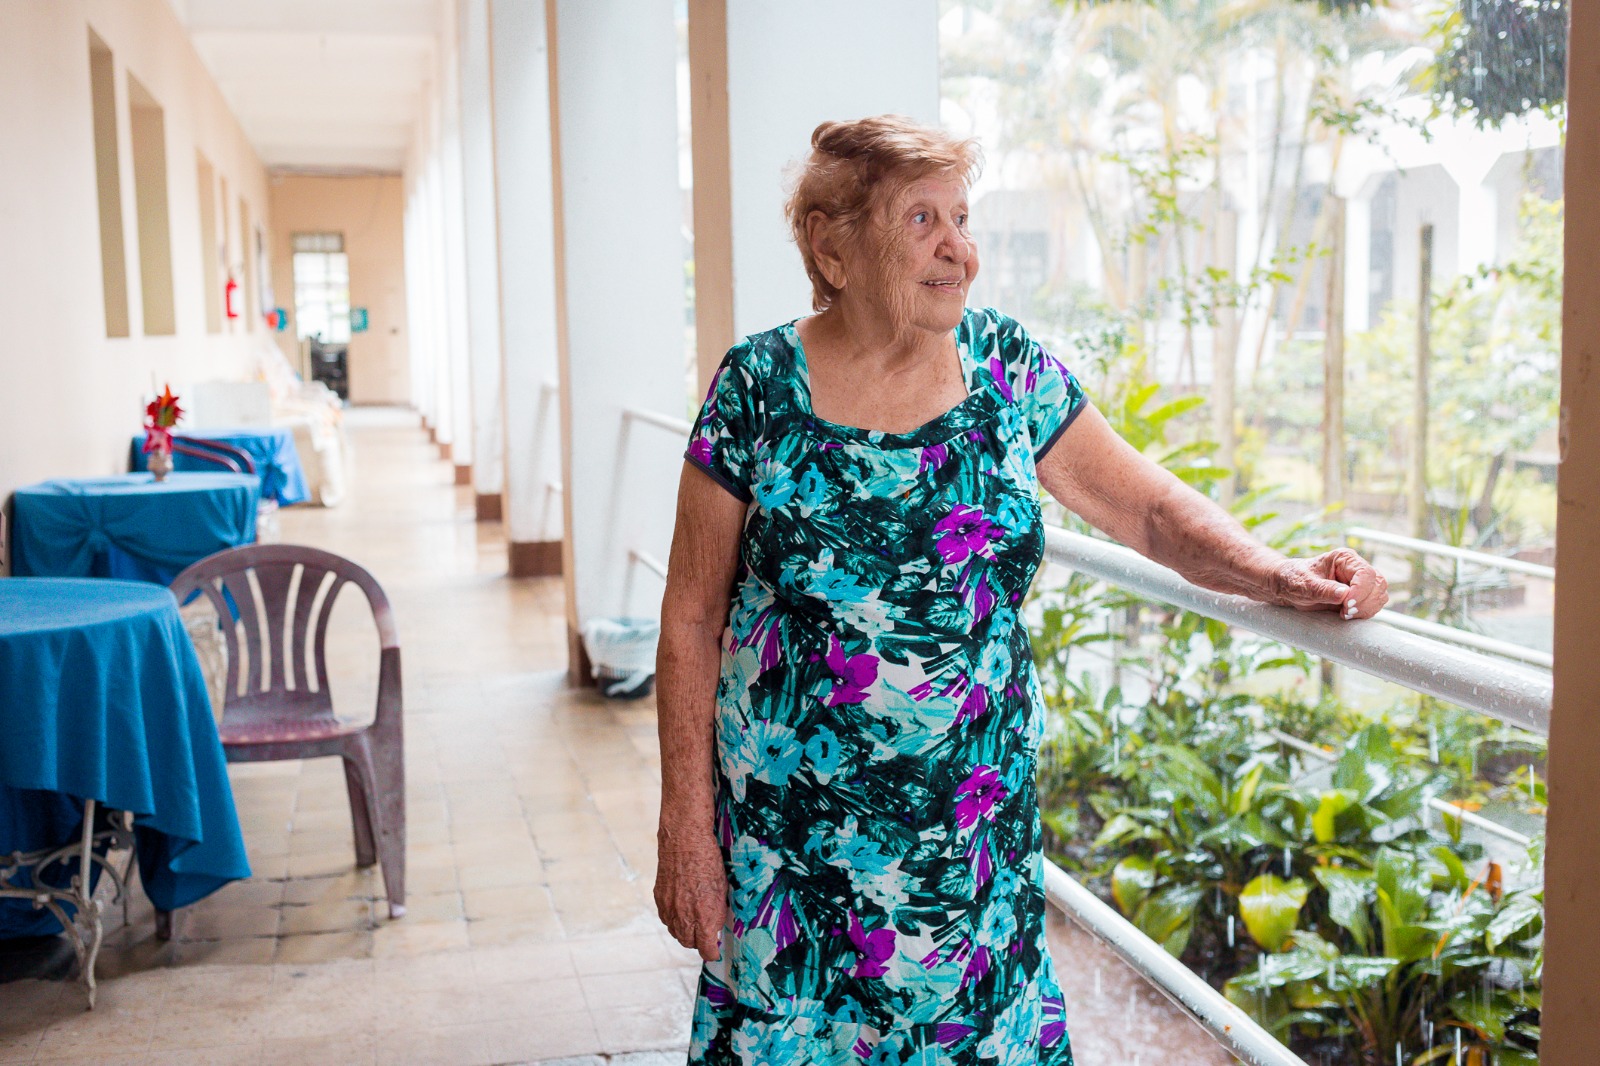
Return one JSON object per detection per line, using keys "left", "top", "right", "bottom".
{"left": 689, "top": 436, "right": 714, "bottom": 466}
{"left": 953, "top": 765, "right": 1007, "bottom": 829}
{"left": 933, "top": 505, "right": 1003, "bottom": 566}
{"left": 954, "top": 683, "right": 988, "bottom": 727}
{"left": 1041, "top": 993, "right": 1068, "bottom": 1049}
{"left": 755, "top": 887, "right": 801, "bottom": 951}
{"left": 962, "top": 944, "right": 993, "bottom": 989}
{"left": 936, "top": 1023, "right": 974, "bottom": 1048}
{"left": 825, "top": 634, "right": 878, "bottom": 706}
{"left": 988, "top": 355, "right": 1014, "bottom": 402}
{"left": 735, "top": 606, "right": 784, "bottom": 673}
{"left": 919, "top": 442, "right": 949, "bottom": 474}
{"left": 847, "top": 913, "right": 896, "bottom": 979}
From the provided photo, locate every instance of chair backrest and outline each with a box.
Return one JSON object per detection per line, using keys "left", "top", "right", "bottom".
{"left": 174, "top": 438, "right": 258, "bottom": 476}
{"left": 170, "top": 544, "right": 398, "bottom": 717}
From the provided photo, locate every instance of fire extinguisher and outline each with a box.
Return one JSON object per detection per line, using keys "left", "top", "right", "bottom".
{"left": 225, "top": 276, "right": 240, "bottom": 320}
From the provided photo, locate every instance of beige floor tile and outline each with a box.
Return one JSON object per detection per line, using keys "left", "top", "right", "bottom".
{"left": 568, "top": 934, "right": 675, "bottom": 977}
{"left": 273, "top": 930, "right": 374, "bottom": 965}
{"left": 465, "top": 913, "right": 567, "bottom": 949}
{"left": 171, "top": 937, "right": 278, "bottom": 967}
{"left": 369, "top": 919, "right": 471, "bottom": 959}
{"left": 579, "top": 967, "right": 690, "bottom": 1011}
{"left": 277, "top": 897, "right": 376, "bottom": 936}
{"left": 595, "top": 1000, "right": 694, "bottom": 1055}
{"left": 177, "top": 904, "right": 283, "bottom": 941}
{"left": 255, "top": 1033, "right": 377, "bottom": 1066}
{"left": 280, "top": 870, "right": 381, "bottom": 905}
{"left": 457, "top": 859, "right": 545, "bottom": 892}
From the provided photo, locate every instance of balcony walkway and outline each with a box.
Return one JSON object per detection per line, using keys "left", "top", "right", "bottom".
{"left": 0, "top": 407, "right": 1235, "bottom": 1066}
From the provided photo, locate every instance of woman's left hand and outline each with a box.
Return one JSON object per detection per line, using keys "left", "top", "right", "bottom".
{"left": 1269, "top": 548, "right": 1389, "bottom": 620}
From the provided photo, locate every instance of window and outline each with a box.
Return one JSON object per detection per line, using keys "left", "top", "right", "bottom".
{"left": 88, "top": 30, "right": 128, "bottom": 338}
{"left": 291, "top": 232, "right": 350, "bottom": 343}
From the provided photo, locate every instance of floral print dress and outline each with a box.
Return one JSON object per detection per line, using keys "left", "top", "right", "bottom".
{"left": 684, "top": 307, "right": 1086, "bottom": 1066}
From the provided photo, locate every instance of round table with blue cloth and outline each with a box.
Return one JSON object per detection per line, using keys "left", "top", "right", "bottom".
{"left": 9, "top": 472, "right": 258, "bottom": 585}
{"left": 0, "top": 579, "right": 251, "bottom": 937}
{"left": 129, "top": 426, "right": 311, "bottom": 506}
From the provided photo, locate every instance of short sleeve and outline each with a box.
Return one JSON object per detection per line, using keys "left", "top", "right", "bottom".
{"left": 685, "top": 344, "right": 758, "bottom": 503}
{"left": 991, "top": 312, "right": 1088, "bottom": 460}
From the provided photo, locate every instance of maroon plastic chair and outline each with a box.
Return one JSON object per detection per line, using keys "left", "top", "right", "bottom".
{"left": 168, "top": 543, "right": 405, "bottom": 927}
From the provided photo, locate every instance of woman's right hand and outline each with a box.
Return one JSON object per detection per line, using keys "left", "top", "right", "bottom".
{"left": 654, "top": 820, "right": 728, "bottom": 962}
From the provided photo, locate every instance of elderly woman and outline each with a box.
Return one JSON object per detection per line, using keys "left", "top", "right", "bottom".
{"left": 656, "top": 115, "right": 1387, "bottom": 1065}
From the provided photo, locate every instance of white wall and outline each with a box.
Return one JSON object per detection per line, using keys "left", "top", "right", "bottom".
{"left": 0, "top": 0, "right": 271, "bottom": 504}
{"left": 724, "top": 0, "right": 941, "bottom": 338}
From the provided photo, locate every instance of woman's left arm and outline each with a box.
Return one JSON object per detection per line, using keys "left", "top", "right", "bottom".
{"left": 1036, "top": 403, "right": 1389, "bottom": 619}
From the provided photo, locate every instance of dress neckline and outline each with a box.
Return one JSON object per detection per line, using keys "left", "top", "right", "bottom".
{"left": 784, "top": 312, "right": 996, "bottom": 449}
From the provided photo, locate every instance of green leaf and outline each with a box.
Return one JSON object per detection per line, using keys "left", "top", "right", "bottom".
{"left": 1134, "top": 882, "right": 1203, "bottom": 957}
{"left": 1091, "top": 812, "right": 1153, "bottom": 849}
{"left": 1485, "top": 892, "right": 1544, "bottom": 953}
{"left": 1313, "top": 866, "right": 1374, "bottom": 952}
{"left": 1111, "top": 855, "right": 1157, "bottom": 917}
{"left": 1239, "top": 874, "right": 1311, "bottom": 952}
{"left": 1449, "top": 994, "right": 1507, "bottom": 1043}
{"left": 1230, "top": 762, "right": 1265, "bottom": 816}
{"left": 1312, "top": 789, "right": 1357, "bottom": 843}
{"left": 1332, "top": 724, "right": 1398, "bottom": 801}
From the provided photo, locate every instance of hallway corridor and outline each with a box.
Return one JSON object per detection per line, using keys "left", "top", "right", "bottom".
{"left": 1, "top": 408, "right": 692, "bottom": 1065}
{"left": 0, "top": 408, "right": 1231, "bottom": 1066}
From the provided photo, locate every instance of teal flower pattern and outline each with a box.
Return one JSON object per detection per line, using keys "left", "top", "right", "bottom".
{"left": 684, "top": 308, "right": 1085, "bottom": 1064}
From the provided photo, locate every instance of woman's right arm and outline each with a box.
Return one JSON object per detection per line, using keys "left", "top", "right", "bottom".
{"left": 654, "top": 462, "right": 747, "bottom": 962}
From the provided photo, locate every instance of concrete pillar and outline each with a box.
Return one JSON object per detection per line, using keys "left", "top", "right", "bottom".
{"left": 438, "top": 0, "right": 475, "bottom": 484}
{"left": 488, "top": 0, "right": 563, "bottom": 576}
{"left": 403, "top": 166, "right": 437, "bottom": 429}
{"left": 548, "top": 0, "right": 685, "bottom": 680}
{"left": 1543, "top": 0, "right": 1600, "bottom": 1055}
{"left": 424, "top": 130, "right": 455, "bottom": 457}
{"left": 458, "top": 0, "right": 505, "bottom": 521}
{"left": 687, "top": 0, "right": 940, "bottom": 389}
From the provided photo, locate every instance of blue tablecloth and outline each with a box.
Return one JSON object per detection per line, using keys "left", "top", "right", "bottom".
{"left": 10, "top": 472, "right": 258, "bottom": 585}
{"left": 0, "top": 579, "right": 251, "bottom": 935}
{"left": 129, "top": 426, "right": 310, "bottom": 506}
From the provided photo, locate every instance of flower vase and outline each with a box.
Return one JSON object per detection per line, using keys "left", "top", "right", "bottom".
{"left": 149, "top": 449, "right": 173, "bottom": 482}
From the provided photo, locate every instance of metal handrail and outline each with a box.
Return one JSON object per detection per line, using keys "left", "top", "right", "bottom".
{"left": 622, "top": 405, "right": 692, "bottom": 437}
{"left": 1041, "top": 864, "right": 1305, "bottom": 1066}
{"left": 1038, "top": 527, "right": 1553, "bottom": 1065}
{"left": 1370, "top": 608, "right": 1552, "bottom": 669}
{"left": 1042, "top": 527, "right": 1552, "bottom": 735}
{"left": 1346, "top": 526, "right": 1555, "bottom": 580}
{"left": 628, "top": 547, "right": 668, "bottom": 580}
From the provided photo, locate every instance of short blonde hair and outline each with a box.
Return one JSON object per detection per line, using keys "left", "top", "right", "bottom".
{"left": 785, "top": 115, "right": 983, "bottom": 312}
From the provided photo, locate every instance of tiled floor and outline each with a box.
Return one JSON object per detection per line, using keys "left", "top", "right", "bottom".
{"left": 0, "top": 407, "right": 1235, "bottom": 1065}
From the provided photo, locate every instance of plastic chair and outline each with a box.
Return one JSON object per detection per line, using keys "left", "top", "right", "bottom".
{"left": 170, "top": 438, "right": 257, "bottom": 476}
{"left": 167, "top": 544, "right": 405, "bottom": 929}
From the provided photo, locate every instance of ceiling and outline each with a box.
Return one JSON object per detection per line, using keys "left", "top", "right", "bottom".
{"left": 171, "top": 0, "right": 439, "bottom": 174}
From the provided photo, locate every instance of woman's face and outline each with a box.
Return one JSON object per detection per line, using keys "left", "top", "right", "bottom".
{"left": 852, "top": 174, "right": 978, "bottom": 334}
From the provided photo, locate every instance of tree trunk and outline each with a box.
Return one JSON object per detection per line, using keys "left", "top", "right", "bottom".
{"left": 1322, "top": 195, "right": 1347, "bottom": 512}
{"left": 1410, "top": 224, "right": 1435, "bottom": 605}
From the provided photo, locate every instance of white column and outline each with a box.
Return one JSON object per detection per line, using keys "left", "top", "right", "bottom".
{"left": 550, "top": 0, "right": 685, "bottom": 677}
{"left": 689, "top": 0, "right": 941, "bottom": 387}
{"left": 489, "top": 0, "right": 564, "bottom": 575}
{"left": 402, "top": 175, "right": 436, "bottom": 427}
{"left": 459, "top": 0, "right": 505, "bottom": 518}
{"left": 438, "top": 0, "right": 475, "bottom": 480}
